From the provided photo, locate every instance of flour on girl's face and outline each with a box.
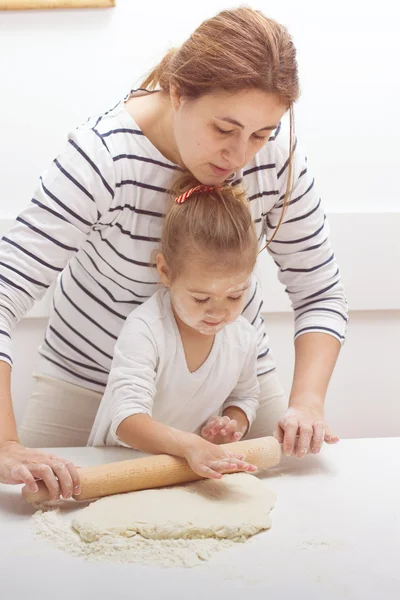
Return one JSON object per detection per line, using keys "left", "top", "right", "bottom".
{"left": 167, "top": 261, "right": 251, "bottom": 336}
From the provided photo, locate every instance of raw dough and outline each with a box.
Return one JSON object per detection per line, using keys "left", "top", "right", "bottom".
{"left": 72, "top": 473, "right": 276, "bottom": 543}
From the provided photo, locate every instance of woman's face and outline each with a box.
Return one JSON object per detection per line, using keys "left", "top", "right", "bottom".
{"left": 170, "top": 88, "right": 287, "bottom": 184}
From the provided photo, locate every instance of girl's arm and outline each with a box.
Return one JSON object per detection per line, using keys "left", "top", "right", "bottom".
{"left": 117, "top": 413, "right": 199, "bottom": 457}
{"left": 202, "top": 331, "right": 259, "bottom": 444}
{"left": 117, "top": 413, "right": 257, "bottom": 480}
{"left": 93, "top": 316, "right": 257, "bottom": 479}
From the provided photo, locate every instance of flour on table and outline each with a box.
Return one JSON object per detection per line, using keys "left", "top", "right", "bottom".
{"left": 32, "top": 473, "right": 276, "bottom": 568}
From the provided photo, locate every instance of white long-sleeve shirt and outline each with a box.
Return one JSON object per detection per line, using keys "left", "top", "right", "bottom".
{"left": 0, "top": 93, "right": 348, "bottom": 392}
{"left": 88, "top": 288, "right": 260, "bottom": 446}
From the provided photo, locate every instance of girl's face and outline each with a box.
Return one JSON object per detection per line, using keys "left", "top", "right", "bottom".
{"left": 157, "top": 255, "right": 252, "bottom": 336}
{"left": 170, "top": 87, "right": 287, "bottom": 184}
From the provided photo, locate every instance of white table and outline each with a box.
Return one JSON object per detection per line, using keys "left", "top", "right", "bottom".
{"left": 0, "top": 439, "right": 399, "bottom": 600}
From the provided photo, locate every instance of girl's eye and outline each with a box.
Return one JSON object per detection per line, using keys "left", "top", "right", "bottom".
{"left": 194, "top": 297, "right": 209, "bottom": 304}
{"left": 228, "top": 295, "right": 243, "bottom": 302}
{"left": 214, "top": 125, "right": 234, "bottom": 136}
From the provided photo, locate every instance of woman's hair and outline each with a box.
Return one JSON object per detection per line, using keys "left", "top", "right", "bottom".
{"left": 160, "top": 172, "right": 258, "bottom": 279}
{"left": 142, "top": 7, "right": 299, "bottom": 245}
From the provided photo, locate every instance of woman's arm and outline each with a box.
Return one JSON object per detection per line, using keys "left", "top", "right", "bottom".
{"left": 0, "top": 362, "right": 17, "bottom": 443}
{"left": 265, "top": 134, "right": 348, "bottom": 346}
{"left": 262, "top": 131, "right": 348, "bottom": 455}
{"left": 291, "top": 332, "right": 341, "bottom": 404}
{"left": 0, "top": 361, "right": 81, "bottom": 500}
{"left": 0, "top": 126, "right": 115, "bottom": 495}
{"left": 274, "top": 332, "right": 341, "bottom": 457}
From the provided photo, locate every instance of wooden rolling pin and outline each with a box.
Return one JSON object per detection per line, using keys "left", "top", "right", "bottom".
{"left": 22, "top": 436, "right": 280, "bottom": 504}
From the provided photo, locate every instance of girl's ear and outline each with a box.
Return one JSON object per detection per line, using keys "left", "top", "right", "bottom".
{"left": 156, "top": 253, "right": 171, "bottom": 287}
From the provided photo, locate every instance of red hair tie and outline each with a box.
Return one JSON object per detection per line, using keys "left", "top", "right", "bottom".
{"left": 175, "top": 185, "right": 220, "bottom": 204}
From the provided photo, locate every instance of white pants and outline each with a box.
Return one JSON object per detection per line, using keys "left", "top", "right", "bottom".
{"left": 18, "top": 371, "right": 288, "bottom": 448}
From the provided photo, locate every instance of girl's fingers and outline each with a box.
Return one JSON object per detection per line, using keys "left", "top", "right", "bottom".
{"left": 223, "top": 430, "right": 241, "bottom": 443}
{"left": 211, "top": 458, "right": 257, "bottom": 473}
{"left": 199, "top": 465, "right": 223, "bottom": 480}
{"left": 201, "top": 428, "right": 212, "bottom": 438}
{"left": 209, "top": 460, "right": 238, "bottom": 473}
{"left": 210, "top": 416, "right": 230, "bottom": 436}
{"left": 220, "top": 420, "right": 237, "bottom": 437}
{"left": 226, "top": 451, "right": 246, "bottom": 460}
{"left": 202, "top": 416, "right": 220, "bottom": 436}
{"left": 233, "top": 459, "right": 257, "bottom": 472}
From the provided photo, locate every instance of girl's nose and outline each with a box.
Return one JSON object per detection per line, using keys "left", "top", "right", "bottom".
{"left": 205, "top": 305, "right": 227, "bottom": 319}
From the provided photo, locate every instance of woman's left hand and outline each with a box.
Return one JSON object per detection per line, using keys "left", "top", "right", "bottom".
{"left": 273, "top": 405, "right": 339, "bottom": 458}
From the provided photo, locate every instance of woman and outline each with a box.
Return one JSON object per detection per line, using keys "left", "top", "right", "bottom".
{"left": 0, "top": 7, "right": 346, "bottom": 501}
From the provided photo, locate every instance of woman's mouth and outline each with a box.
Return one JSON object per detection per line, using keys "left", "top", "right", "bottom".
{"left": 210, "top": 164, "right": 232, "bottom": 176}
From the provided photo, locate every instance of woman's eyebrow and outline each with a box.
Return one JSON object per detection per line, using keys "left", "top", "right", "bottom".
{"left": 216, "top": 116, "right": 277, "bottom": 131}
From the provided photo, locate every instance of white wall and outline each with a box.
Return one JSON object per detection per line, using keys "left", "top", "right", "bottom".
{"left": 1, "top": 0, "right": 399, "bottom": 438}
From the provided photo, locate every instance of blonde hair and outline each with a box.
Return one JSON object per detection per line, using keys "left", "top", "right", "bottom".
{"left": 142, "top": 7, "right": 299, "bottom": 246}
{"left": 161, "top": 172, "right": 258, "bottom": 278}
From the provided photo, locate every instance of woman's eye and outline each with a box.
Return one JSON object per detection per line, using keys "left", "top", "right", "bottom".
{"left": 252, "top": 133, "right": 267, "bottom": 141}
{"left": 194, "top": 297, "right": 209, "bottom": 304}
{"left": 228, "top": 295, "right": 243, "bottom": 302}
{"left": 214, "top": 125, "right": 234, "bottom": 135}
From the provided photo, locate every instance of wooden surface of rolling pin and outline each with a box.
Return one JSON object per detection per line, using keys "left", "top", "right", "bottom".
{"left": 22, "top": 436, "right": 280, "bottom": 504}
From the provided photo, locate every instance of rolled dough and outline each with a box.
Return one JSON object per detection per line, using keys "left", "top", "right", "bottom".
{"left": 72, "top": 473, "right": 276, "bottom": 543}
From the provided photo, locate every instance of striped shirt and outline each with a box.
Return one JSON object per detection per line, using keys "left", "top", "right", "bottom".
{"left": 0, "top": 96, "right": 348, "bottom": 392}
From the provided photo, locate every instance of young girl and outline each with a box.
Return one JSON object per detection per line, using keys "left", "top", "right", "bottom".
{"left": 89, "top": 174, "right": 262, "bottom": 479}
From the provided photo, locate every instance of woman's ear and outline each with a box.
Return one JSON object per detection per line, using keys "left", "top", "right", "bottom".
{"left": 169, "top": 80, "right": 184, "bottom": 112}
{"left": 156, "top": 253, "right": 171, "bottom": 287}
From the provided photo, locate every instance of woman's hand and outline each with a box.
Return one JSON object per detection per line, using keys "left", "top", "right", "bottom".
{"left": 0, "top": 441, "right": 81, "bottom": 501}
{"left": 184, "top": 436, "right": 257, "bottom": 480}
{"left": 201, "top": 415, "right": 244, "bottom": 444}
{"left": 274, "top": 405, "right": 339, "bottom": 458}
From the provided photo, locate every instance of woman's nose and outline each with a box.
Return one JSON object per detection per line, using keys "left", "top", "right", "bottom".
{"left": 223, "top": 138, "right": 247, "bottom": 168}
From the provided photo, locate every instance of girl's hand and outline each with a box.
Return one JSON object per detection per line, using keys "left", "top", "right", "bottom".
{"left": 184, "top": 437, "right": 257, "bottom": 480}
{"left": 274, "top": 406, "right": 339, "bottom": 458}
{"left": 201, "top": 415, "right": 244, "bottom": 444}
{"left": 0, "top": 441, "right": 81, "bottom": 501}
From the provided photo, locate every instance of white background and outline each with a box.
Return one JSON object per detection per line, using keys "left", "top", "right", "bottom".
{"left": 0, "top": 0, "right": 399, "bottom": 437}
{"left": 1, "top": 0, "right": 399, "bottom": 215}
